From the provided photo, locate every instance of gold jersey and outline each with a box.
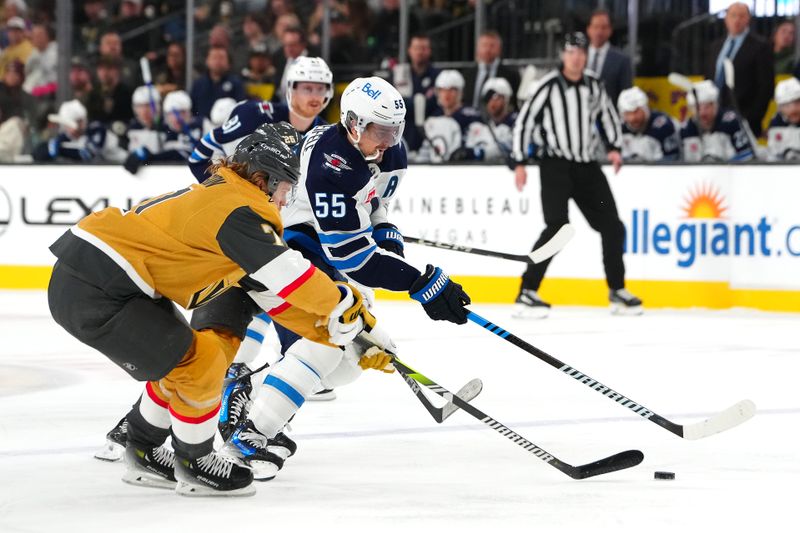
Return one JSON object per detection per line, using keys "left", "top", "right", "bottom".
{"left": 73, "top": 167, "right": 341, "bottom": 344}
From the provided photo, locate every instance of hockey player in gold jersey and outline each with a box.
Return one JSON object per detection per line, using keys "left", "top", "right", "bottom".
{"left": 48, "top": 124, "right": 387, "bottom": 497}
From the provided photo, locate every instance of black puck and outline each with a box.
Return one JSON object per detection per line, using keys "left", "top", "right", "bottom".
{"left": 654, "top": 471, "right": 675, "bottom": 480}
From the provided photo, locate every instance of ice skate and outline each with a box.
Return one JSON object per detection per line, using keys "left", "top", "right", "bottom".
{"left": 94, "top": 416, "right": 128, "bottom": 462}
{"left": 268, "top": 431, "right": 297, "bottom": 461}
{"left": 218, "top": 374, "right": 253, "bottom": 441}
{"left": 224, "top": 420, "right": 284, "bottom": 481}
{"left": 513, "top": 289, "right": 551, "bottom": 319}
{"left": 609, "top": 288, "right": 643, "bottom": 316}
{"left": 174, "top": 451, "right": 255, "bottom": 497}
{"left": 307, "top": 388, "right": 336, "bottom": 401}
{"left": 121, "top": 444, "right": 176, "bottom": 489}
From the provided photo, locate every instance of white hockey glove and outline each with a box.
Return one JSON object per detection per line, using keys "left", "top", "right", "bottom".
{"left": 327, "top": 282, "right": 374, "bottom": 346}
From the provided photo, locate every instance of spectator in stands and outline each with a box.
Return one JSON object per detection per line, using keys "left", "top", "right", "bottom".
{"left": 208, "top": 23, "right": 231, "bottom": 49}
{"left": 112, "top": 0, "right": 154, "bottom": 60}
{"left": 397, "top": 34, "right": 440, "bottom": 152}
{"left": 328, "top": 8, "right": 367, "bottom": 76}
{"left": 272, "top": 26, "right": 308, "bottom": 102}
{"left": 190, "top": 46, "right": 246, "bottom": 120}
{"left": 270, "top": 12, "right": 302, "bottom": 53}
{"left": 585, "top": 9, "right": 632, "bottom": 109}
{"left": 74, "top": 0, "right": 109, "bottom": 56}
{"left": 772, "top": 20, "right": 796, "bottom": 75}
{"left": 463, "top": 30, "right": 521, "bottom": 110}
{"left": 767, "top": 77, "right": 800, "bottom": 161}
{"left": 69, "top": 58, "right": 93, "bottom": 106}
{"left": 425, "top": 69, "right": 483, "bottom": 161}
{"left": 679, "top": 80, "right": 753, "bottom": 162}
{"left": 242, "top": 45, "right": 274, "bottom": 100}
{"left": 243, "top": 13, "right": 269, "bottom": 51}
{"left": 0, "top": 59, "right": 34, "bottom": 126}
{"left": 371, "top": 0, "right": 420, "bottom": 62}
{"left": 98, "top": 31, "right": 139, "bottom": 87}
{"left": 705, "top": 2, "right": 773, "bottom": 137}
{"left": 155, "top": 42, "right": 187, "bottom": 97}
{"left": 33, "top": 99, "right": 127, "bottom": 162}
{"left": 0, "top": 16, "right": 33, "bottom": 78}
{"left": 22, "top": 23, "right": 57, "bottom": 98}
{"left": 1, "top": 0, "right": 27, "bottom": 48}
{"left": 87, "top": 55, "right": 134, "bottom": 127}
{"left": 616, "top": 86, "right": 680, "bottom": 162}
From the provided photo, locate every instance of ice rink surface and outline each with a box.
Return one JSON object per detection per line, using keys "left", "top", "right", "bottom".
{"left": 0, "top": 290, "right": 796, "bottom": 533}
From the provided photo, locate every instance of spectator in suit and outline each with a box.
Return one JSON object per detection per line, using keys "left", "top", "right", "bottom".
{"left": 463, "top": 30, "right": 521, "bottom": 110}
{"left": 190, "top": 46, "right": 246, "bottom": 120}
{"left": 397, "top": 34, "right": 440, "bottom": 152}
{"left": 772, "top": 20, "right": 796, "bottom": 75}
{"left": 586, "top": 8, "right": 632, "bottom": 109}
{"left": 705, "top": 2, "right": 773, "bottom": 137}
{"left": 272, "top": 26, "right": 308, "bottom": 103}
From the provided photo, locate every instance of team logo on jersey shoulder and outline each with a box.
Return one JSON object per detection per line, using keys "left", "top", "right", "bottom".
{"left": 722, "top": 110, "right": 738, "bottom": 123}
{"left": 652, "top": 114, "right": 668, "bottom": 128}
{"left": 324, "top": 153, "right": 353, "bottom": 172}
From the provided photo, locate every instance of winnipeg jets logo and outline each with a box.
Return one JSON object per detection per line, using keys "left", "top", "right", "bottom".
{"left": 323, "top": 153, "right": 352, "bottom": 172}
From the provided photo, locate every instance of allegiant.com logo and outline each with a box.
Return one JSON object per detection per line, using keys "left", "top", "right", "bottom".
{"left": 623, "top": 183, "right": 800, "bottom": 267}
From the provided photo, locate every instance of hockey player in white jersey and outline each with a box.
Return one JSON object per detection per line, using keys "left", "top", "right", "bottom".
{"left": 220, "top": 77, "right": 472, "bottom": 480}
{"left": 463, "top": 77, "right": 518, "bottom": 163}
{"left": 767, "top": 77, "right": 800, "bottom": 161}
{"left": 679, "top": 80, "right": 754, "bottom": 162}
{"left": 188, "top": 56, "right": 332, "bottom": 182}
{"left": 422, "top": 69, "right": 483, "bottom": 161}
{"left": 617, "top": 86, "right": 680, "bottom": 161}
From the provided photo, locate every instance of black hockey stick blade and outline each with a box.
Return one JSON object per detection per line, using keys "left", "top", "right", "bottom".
{"left": 467, "top": 311, "right": 756, "bottom": 440}
{"left": 393, "top": 358, "right": 643, "bottom": 479}
{"left": 396, "top": 364, "right": 482, "bottom": 423}
{"left": 406, "top": 223, "right": 574, "bottom": 265}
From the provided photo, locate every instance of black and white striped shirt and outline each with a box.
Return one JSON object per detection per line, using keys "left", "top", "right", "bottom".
{"left": 512, "top": 69, "right": 622, "bottom": 163}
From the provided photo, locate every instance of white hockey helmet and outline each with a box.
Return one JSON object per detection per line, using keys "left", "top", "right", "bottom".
{"left": 210, "top": 97, "right": 238, "bottom": 127}
{"left": 775, "top": 77, "right": 800, "bottom": 106}
{"left": 163, "top": 90, "right": 192, "bottom": 113}
{"left": 339, "top": 76, "right": 406, "bottom": 157}
{"left": 286, "top": 56, "right": 334, "bottom": 110}
{"left": 617, "top": 86, "right": 649, "bottom": 114}
{"left": 481, "top": 77, "right": 513, "bottom": 99}
{"left": 435, "top": 69, "right": 465, "bottom": 91}
{"left": 47, "top": 99, "right": 87, "bottom": 130}
{"left": 686, "top": 80, "right": 719, "bottom": 108}
{"left": 132, "top": 85, "right": 161, "bottom": 108}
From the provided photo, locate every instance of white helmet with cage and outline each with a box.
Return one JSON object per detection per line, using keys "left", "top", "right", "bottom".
{"left": 286, "top": 56, "right": 333, "bottom": 113}
{"left": 339, "top": 76, "right": 406, "bottom": 160}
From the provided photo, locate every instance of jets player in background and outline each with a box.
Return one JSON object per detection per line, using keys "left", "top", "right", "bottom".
{"left": 220, "top": 77, "right": 472, "bottom": 480}
{"left": 205, "top": 97, "right": 238, "bottom": 134}
{"left": 122, "top": 89, "right": 203, "bottom": 174}
{"left": 188, "top": 56, "right": 333, "bottom": 182}
{"left": 422, "top": 69, "right": 483, "bottom": 161}
{"left": 462, "top": 77, "right": 518, "bottom": 162}
{"left": 33, "top": 99, "right": 127, "bottom": 163}
{"left": 617, "top": 86, "right": 680, "bottom": 161}
{"left": 766, "top": 77, "right": 800, "bottom": 161}
{"left": 679, "top": 80, "right": 754, "bottom": 162}
{"left": 49, "top": 125, "right": 386, "bottom": 496}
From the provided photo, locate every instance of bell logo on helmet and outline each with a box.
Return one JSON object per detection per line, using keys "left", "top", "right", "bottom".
{"left": 362, "top": 82, "right": 382, "bottom": 100}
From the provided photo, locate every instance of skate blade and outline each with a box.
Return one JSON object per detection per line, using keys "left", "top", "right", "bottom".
{"left": 307, "top": 390, "right": 336, "bottom": 401}
{"left": 267, "top": 444, "right": 292, "bottom": 461}
{"left": 610, "top": 303, "right": 643, "bottom": 316}
{"left": 122, "top": 467, "right": 177, "bottom": 490}
{"left": 94, "top": 440, "right": 125, "bottom": 462}
{"left": 175, "top": 480, "right": 256, "bottom": 497}
{"left": 512, "top": 305, "right": 550, "bottom": 319}
{"left": 249, "top": 459, "right": 280, "bottom": 481}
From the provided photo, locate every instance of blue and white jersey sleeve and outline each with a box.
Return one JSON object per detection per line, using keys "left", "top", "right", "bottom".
{"left": 717, "top": 110, "right": 753, "bottom": 161}
{"left": 649, "top": 112, "right": 681, "bottom": 161}
{"left": 188, "top": 100, "right": 277, "bottom": 182}
{"left": 287, "top": 126, "right": 420, "bottom": 291}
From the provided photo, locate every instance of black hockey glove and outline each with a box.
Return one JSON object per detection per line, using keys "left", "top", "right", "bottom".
{"left": 123, "top": 147, "right": 150, "bottom": 175}
{"left": 373, "top": 222, "right": 404, "bottom": 257}
{"left": 409, "top": 264, "right": 471, "bottom": 324}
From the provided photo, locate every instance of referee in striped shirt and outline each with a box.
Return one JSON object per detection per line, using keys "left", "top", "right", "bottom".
{"left": 511, "top": 31, "right": 642, "bottom": 317}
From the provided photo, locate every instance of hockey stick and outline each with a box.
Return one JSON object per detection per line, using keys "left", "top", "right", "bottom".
{"left": 406, "top": 223, "right": 575, "bottom": 265}
{"left": 722, "top": 58, "right": 761, "bottom": 158}
{"left": 467, "top": 311, "right": 756, "bottom": 440}
{"left": 391, "top": 357, "right": 644, "bottom": 479}
{"left": 140, "top": 56, "right": 163, "bottom": 153}
{"left": 355, "top": 333, "right": 482, "bottom": 423}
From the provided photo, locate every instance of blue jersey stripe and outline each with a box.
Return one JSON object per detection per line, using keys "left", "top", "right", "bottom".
{"left": 327, "top": 245, "right": 377, "bottom": 270}
{"left": 317, "top": 227, "right": 372, "bottom": 245}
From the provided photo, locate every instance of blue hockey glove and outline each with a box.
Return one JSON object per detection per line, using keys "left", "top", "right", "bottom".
{"left": 409, "top": 265, "right": 471, "bottom": 324}
{"left": 373, "top": 223, "right": 404, "bottom": 257}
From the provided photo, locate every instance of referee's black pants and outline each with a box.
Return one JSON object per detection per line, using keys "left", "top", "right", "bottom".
{"left": 521, "top": 157, "right": 627, "bottom": 293}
